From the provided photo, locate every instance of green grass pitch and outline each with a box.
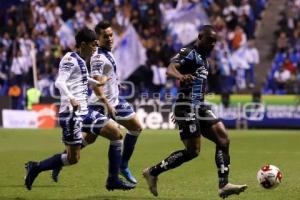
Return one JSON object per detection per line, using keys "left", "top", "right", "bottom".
{"left": 0, "top": 129, "right": 299, "bottom": 200}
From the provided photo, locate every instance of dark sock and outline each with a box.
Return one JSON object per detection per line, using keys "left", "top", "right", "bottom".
{"left": 150, "top": 150, "right": 197, "bottom": 177}
{"left": 121, "top": 134, "right": 138, "bottom": 169}
{"left": 37, "top": 154, "right": 63, "bottom": 172}
{"left": 108, "top": 141, "right": 122, "bottom": 180}
{"left": 215, "top": 145, "right": 230, "bottom": 188}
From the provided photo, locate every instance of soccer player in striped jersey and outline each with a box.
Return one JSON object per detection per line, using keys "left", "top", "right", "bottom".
{"left": 142, "top": 25, "right": 247, "bottom": 199}
{"left": 89, "top": 21, "right": 143, "bottom": 185}
{"left": 24, "top": 27, "right": 134, "bottom": 191}
{"left": 50, "top": 21, "right": 142, "bottom": 189}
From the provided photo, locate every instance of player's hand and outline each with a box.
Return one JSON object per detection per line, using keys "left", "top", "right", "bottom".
{"left": 96, "top": 77, "right": 111, "bottom": 86}
{"left": 179, "top": 74, "right": 195, "bottom": 84}
{"left": 70, "top": 98, "right": 80, "bottom": 111}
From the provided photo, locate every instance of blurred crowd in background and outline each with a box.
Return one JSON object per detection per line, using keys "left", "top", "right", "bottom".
{"left": 2, "top": 0, "right": 299, "bottom": 110}
{"left": 264, "top": 0, "right": 300, "bottom": 94}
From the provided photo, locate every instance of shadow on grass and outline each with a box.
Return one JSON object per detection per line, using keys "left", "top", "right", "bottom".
{"left": 73, "top": 196, "right": 200, "bottom": 200}
{"left": 0, "top": 184, "right": 64, "bottom": 189}
{"left": 0, "top": 196, "right": 200, "bottom": 200}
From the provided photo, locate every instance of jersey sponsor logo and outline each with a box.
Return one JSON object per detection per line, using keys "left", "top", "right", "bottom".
{"left": 91, "top": 60, "right": 104, "bottom": 72}
{"left": 195, "top": 66, "right": 208, "bottom": 79}
{"left": 61, "top": 62, "right": 74, "bottom": 71}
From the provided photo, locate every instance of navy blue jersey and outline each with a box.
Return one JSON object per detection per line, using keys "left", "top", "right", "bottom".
{"left": 170, "top": 46, "right": 209, "bottom": 105}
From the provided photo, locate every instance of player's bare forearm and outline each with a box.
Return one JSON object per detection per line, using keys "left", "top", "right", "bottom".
{"left": 166, "top": 63, "right": 195, "bottom": 83}
{"left": 166, "top": 63, "right": 183, "bottom": 80}
{"left": 92, "top": 76, "right": 109, "bottom": 103}
{"left": 88, "top": 77, "right": 107, "bottom": 86}
{"left": 92, "top": 75, "right": 115, "bottom": 116}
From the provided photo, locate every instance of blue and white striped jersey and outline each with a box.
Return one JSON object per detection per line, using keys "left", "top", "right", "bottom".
{"left": 89, "top": 47, "right": 120, "bottom": 107}
{"left": 55, "top": 52, "right": 89, "bottom": 115}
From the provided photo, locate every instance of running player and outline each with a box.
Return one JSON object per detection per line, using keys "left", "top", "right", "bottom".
{"left": 142, "top": 25, "right": 247, "bottom": 199}
{"left": 89, "top": 21, "right": 143, "bottom": 184}
{"left": 24, "top": 27, "right": 134, "bottom": 191}
{"left": 51, "top": 21, "right": 141, "bottom": 188}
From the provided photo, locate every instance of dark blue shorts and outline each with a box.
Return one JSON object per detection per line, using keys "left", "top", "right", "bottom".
{"left": 174, "top": 101, "right": 220, "bottom": 140}
{"left": 82, "top": 109, "right": 109, "bottom": 135}
{"left": 58, "top": 112, "right": 85, "bottom": 146}
{"left": 89, "top": 99, "right": 135, "bottom": 120}
{"left": 114, "top": 99, "right": 135, "bottom": 120}
{"left": 59, "top": 109, "right": 109, "bottom": 144}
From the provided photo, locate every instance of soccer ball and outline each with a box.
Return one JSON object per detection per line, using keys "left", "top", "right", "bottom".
{"left": 257, "top": 164, "right": 283, "bottom": 189}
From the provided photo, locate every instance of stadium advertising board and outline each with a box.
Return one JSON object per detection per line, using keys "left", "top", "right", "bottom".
{"left": 134, "top": 95, "right": 300, "bottom": 129}
{"left": 32, "top": 104, "right": 57, "bottom": 128}
{"left": 2, "top": 109, "right": 38, "bottom": 128}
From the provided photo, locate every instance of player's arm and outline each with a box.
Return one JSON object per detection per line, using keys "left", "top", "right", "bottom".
{"left": 166, "top": 49, "right": 195, "bottom": 83}
{"left": 92, "top": 75, "right": 116, "bottom": 117}
{"left": 87, "top": 76, "right": 108, "bottom": 86}
{"left": 55, "top": 56, "right": 79, "bottom": 110}
{"left": 90, "top": 54, "right": 116, "bottom": 117}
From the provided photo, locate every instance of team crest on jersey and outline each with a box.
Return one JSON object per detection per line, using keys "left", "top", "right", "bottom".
{"left": 189, "top": 124, "right": 197, "bottom": 133}
{"left": 61, "top": 62, "right": 74, "bottom": 71}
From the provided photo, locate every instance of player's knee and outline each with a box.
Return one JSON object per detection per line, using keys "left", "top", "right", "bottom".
{"left": 84, "top": 134, "right": 97, "bottom": 145}
{"left": 185, "top": 148, "right": 200, "bottom": 160}
{"left": 137, "top": 125, "right": 143, "bottom": 133}
{"left": 68, "top": 154, "right": 80, "bottom": 165}
{"left": 219, "top": 137, "right": 230, "bottom": 147}
{"left": 128, "top": 127, "right": 142, "bottom": 136}
{"left": 111, "top": 130, "right": 123, "bottom": 140}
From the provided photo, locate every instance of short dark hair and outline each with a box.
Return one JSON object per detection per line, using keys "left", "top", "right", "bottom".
{"left": 198, "top": 24, "right": 216, "bottom": 39}
{"left": 75, "top": 27, "right": 96, "bottom": 48}
{"left": 95, "top": 21, "right": 111, "bottom": 35}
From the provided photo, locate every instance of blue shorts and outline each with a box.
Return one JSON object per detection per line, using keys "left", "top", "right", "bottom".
{"left": 58, "top": 112, "right": 85, "bottom": 146}
{"left": 114, "top": 99, "right": 135, "bottom": 120}
{"left": 89, "top": 99, "right": 135, "bottom": 120}
{"left": 59, "top": 109, "right": 109, "bottom": 144}
{"left": 82, "top": 109, "right": 109, "bottom": 135}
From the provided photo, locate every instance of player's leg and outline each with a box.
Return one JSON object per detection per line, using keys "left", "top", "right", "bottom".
{"left": 146, "top": 136, "right": 201, "bottom": 176}
{"left": 51, "top": 131, "right": 94, "bottom": 182}
{"left": 116, "top": 114, "right": 142, "bottom": 184}
{"left": 25, "top": 112, "right": 83, "bottom": 190}
{"left": 143, "top": 105, "right": 201, "bottom": 196}
{"left": 86, "top": 111, "right": 133, "bottom": 190}
{"left": 202, "top": 120, "right": 247, "bottom": 198}
{"left": 143, "top": 136, "right": 201, "bottom": 197}
{"left": 51, "top": 110, "right": 117, "bottom": 183}
{"left": 202, "top": 122, "right": 231, "bottom": 186}
{"left": 115, "top": 100, "right": 142, "bottom": 184}
{"left": 99, "top": 120, "right": 135, "bottom": 190}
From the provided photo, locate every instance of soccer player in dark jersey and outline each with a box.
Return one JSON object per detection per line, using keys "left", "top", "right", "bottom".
{"left": 143, "top": 25, "right": 247, "bottom": 199}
